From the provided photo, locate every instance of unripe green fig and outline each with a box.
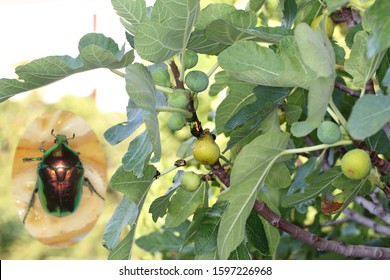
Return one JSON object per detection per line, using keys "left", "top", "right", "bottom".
{"left": 317, "top": 121, "right": 342, "bottom": 144}
{"left": 181, "top": 50, "right": 199, "bottom": 69}
{"left": 192, "top": 129, "right": 220, "bottom": 165}
{"left": 168, "top": 89, "right": 189, "bottom": 109}
{"left": 168, "top": 112, "right": 186, "bottom": 131}
{"left": 180, "top": 171, "right": 202, "bottom": 192}
{"left": 152, "top": 68, "right": 171, "bottom": 87}
{"left": 185, "top": 70, "right": 209, "bottom": 93}
{"left": 341, "top": 149, "right": 371, "bottom": 180}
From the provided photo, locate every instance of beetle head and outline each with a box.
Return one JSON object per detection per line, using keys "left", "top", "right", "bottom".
{"left": 51, "top": 129, "right": 75, "bottom": 144}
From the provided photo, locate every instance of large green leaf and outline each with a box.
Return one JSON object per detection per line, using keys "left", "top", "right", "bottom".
{"left": 225, "top": 85, "right": 288, "bottom": 131}
{"left": 149, "top": 170, "right": 183, "bottom": 222}
{"left": 219, "top": 23, "right": 335, "bottom": 137}
{"left": 345, "top": 31, "right": 385, "bottom": 88}
{"left": 194, "top": 201, "right": 229, "bottom": 255}
{"left": 282, "top": 167, "right": 342, "bottom": 207}
{"left": 295, "top": 23, "right": 334, "bottom": 78}
{"left": 218, "top": 37, "right": 316, "bottom": 89}
{"left": 107, "top": 165, "right": 156, "bottom": 259}
{"left": 215, "top": 79, "right": 256, "bottom": 135}
{"left": 165, "top": 182, "right": 207, "bottom": 228}
{"left": 282, "top": 0, "right": 297, "bottom": 29}
{"left": 205, "top": 20, "right": 292, "bottom": 45}
{"left": 196, "top": 3, "right": 256, "bottom": 30}
{"left": 246, "top": 210, "right": 270, "bottom": 255}
{"left": 347, "top": 95, "right": 390, "bottom": 140}
{"left": 111, "top": 0, "right": 149, "bottom": 34}
{"left": 376, "top": 50, "right": 390, "bottom": 94}
{"left": 188, "top": 3, "right": 259, "bottom": 55}
{"left": 134, "top": 0, "right": 200, "bottom": 62}
{"left": 217, "top": 132, "right": 290, "bottom": 260}
{"left": 122, "top": 130, "right": 153, "bottom": 178}
{"left": 265, "top": 162, "right": 291, "bottom": 189}
{"left": 257, "top": 191, "right": 280, "bottom": 256}
{"left": 331, "top": 177, "right": 372, "bottom": 221}
{"left": 187, "top": 29, "right": 228, "bottom": 55}
{"left": 287, "top": 157, "right": 321, "bottom": 213}
{"left": 135, "top": 223, "right": 189, "bottom": 253}
{"left": 291, "top": 77, "right": 335, "bottom": 137}
{"left": 290, "top": 23, "right": 335, "bottom": 137}
{"left": 102, "top": 198, "right": 139, "bottom": 251}
{"left": 104, "top": 99, "right": 145, "bottom": 145}
{"left": 125, "top": 63, "right": 156, "bottom": 113}
{"left": 125, "top": 63, "right": 161, "bottom": 160}
{"left": 110, "top": 165, "right": 156, "bottom": 206}
{"left": 249, "top": 0, "right": 265, "bottom": 12}
{"left": 182, "top": 207, "right": 208, "bottom": 249}
{"left": 364, "top": 0, "right": 390, "bottom": 58}
{"left": 209, "top": 70, "right": 228, "bottom": 96}
{"left": 227, "top": 242, "right": 252, "bottom": 260}
{"left": 0, "top": 33, "right": 134, "bottom": 102}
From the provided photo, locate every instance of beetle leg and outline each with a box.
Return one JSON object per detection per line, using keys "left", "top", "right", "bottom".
{"left": 83, "top": 177, "right": 105, "bottom": 200}
{"left": 23, "top": 157, "right": 43, "bottom": 162}
{"left": 23, "top": 184, "right": 39, "bottom": 224}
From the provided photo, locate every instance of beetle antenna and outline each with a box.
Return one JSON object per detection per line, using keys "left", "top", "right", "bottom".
{"left": 51, "top": 129, "right": 56, "bottom": 137}
{"left": 68, "top": 133, "right": 76, "bottom": 140}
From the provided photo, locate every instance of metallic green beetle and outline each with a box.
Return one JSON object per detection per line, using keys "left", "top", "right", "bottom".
{"left": 22, "top": 129, "right": 104, "bottom": 224}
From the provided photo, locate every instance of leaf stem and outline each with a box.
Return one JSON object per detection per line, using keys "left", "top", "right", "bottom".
{"left": 219, "top": 154, "right": 232, "bottom": 166}
{"left": 207, "top": 61, "right": 220, "bottom": 78}
{"left": 280, "top": 140, "right": 353, "bottom": 155}
{"left": 110, "top": 68, "right": 125, "bottom": 78}
{"left": 155, "top": 106, "right": 193, "bottom": 118}
{"left": 179, "top": 48, "right": 186, "bottom": 82}
{"left": 158, "top": 155, "right": 194, "bottom": 177}
{"left": 215, "top": 175, "right": 228, "bottom": 191}
{"left": 110, "top": 68, "right": 175, "bottom": 94}
{"left": 155, "top": 85, "right": 174, "bottom": 95}
{"left": 329, "top": 97, "right": 347, "bottom": 128}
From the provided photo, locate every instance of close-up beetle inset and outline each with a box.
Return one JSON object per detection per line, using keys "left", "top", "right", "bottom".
{"left": 22, "top": 129, "right": 105, "bottom": 224}
{"left": 12, "top": 110, "right": 107, "bottom": 247}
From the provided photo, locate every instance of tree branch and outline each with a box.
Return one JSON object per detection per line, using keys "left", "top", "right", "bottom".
{"left": 354, "top": 140, "right": 390, "bottom": 173}
{"left": 169, "top": 60, "right": 184, "bottom": 89}
{"left": 355, "top": 195, "right": 390, "bottom": 226}
{"left": 334, "top": 82, "right": 360, "bottom": 97}
{"left": 344, "top": 208, "right": 390, "bottom": 236}
{"left": 254, "top": 200, "right": 390, "bottom": 259}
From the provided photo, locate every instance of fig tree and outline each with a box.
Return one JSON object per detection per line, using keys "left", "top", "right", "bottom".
{"left": 317, "top": 121, "right": 342, "bottom": 144}
{"left": 341, "top": 149, "right": 371, "bottom": 180}
{"left": 185, "top": 70, "right": 209, "bottom": 93}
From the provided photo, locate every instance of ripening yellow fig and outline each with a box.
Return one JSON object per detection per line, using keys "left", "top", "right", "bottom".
{"left": 192, "top": 129, "right": 220, "bottom": 165}
{"left": 341, "top": 149, "right": 372, "bottom": 180}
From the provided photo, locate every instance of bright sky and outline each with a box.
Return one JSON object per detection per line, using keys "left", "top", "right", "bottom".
{"left": 0, "top": 0, "right": 146, "bottom": 112}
